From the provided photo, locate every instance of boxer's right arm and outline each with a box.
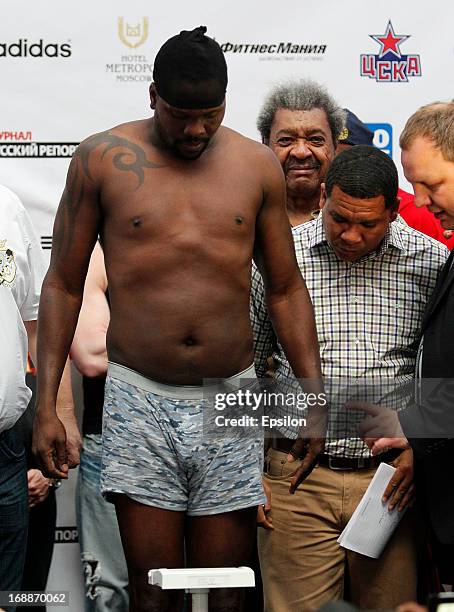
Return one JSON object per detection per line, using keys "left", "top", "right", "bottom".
{"left": 34, "top": 139, "right": 102, "bottom": 477}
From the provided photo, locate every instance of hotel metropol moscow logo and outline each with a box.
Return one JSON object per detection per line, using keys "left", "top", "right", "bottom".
{"left": 118, "top": 17, "right": 149, "bottom": 48}
{"left": 105, "top": 17, "right": 152, "bottom": 83}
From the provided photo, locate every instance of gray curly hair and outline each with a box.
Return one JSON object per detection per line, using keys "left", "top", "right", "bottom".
{"left": 257, "top": 79, "right": 345, "bottom": 146}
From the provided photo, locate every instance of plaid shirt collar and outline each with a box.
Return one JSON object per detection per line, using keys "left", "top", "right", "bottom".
{"left": 296, "top": 211, "right": 406, "bottom": 259}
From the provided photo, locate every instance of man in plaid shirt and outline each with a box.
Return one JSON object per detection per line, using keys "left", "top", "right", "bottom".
{"left": 251, "top": 144, "right": 448, "bottom": 611}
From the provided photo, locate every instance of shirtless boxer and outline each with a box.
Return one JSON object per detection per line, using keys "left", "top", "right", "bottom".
{"left": 34, "top": 27, "right": 323, "bottom": 612}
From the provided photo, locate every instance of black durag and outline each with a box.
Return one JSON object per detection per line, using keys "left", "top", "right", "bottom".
{"left": 153, "top": 26, "right": 228, "bottom": 109}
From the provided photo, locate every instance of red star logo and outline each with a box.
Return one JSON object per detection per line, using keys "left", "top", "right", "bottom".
{"left": 370, "top": 21, "right": 409, "bottom": 59}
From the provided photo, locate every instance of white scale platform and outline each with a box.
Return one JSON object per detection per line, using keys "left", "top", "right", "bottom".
{"left": 148, "top": 567, "right": 255, "bottom": 612}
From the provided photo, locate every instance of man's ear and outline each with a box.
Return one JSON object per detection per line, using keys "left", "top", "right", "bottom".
{"left": 389, "top": 196, "right": 400, "bottom": 222}
{"left": 319, "top": 183, "right": 327, "bottom": 209}
{"left": 149, "top": 83, "right": 157, "bottom": 110}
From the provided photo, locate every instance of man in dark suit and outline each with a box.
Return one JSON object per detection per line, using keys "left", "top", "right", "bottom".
{"left": 399, "top": 102, "right": 454, "bottom": 582}
{"left": 359, "top": 102, "right": 454, "bottom": 583}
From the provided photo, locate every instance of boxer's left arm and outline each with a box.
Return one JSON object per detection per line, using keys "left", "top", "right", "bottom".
{"left": 253, "top": 148, "right": 326, "bottom": 493}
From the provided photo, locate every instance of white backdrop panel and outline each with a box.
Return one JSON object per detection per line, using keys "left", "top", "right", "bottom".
{"left": 1, "top": 1, "right": 452, "bottom": 608}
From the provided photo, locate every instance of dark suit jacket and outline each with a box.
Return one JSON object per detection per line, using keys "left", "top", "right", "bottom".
{"left": 400, "top": 249, "right": 454, "bottom": 545}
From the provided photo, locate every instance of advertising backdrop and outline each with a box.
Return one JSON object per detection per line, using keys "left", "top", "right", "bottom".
{"left": 1, "top": 1, "right": 452, "bottom": 608}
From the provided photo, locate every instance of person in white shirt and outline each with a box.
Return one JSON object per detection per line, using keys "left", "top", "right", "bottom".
{"left": 0, "top": 185, "right": 80, "bottom": 606}
{"left": 0, "top": 184, "right": 46, "bottom": 600}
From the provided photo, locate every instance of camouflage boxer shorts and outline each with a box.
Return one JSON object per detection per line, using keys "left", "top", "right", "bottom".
{"left": 100, "top": 362, "right": 265, "bottom": 515}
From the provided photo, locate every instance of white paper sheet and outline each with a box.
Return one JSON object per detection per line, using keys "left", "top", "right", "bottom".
{"left": 337, "top": 462, "right": 405, "bottom": 559}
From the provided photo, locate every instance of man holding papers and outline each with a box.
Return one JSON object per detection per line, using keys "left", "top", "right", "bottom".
{"left": 251, "top": 145, "right": 448, "bottom": 611}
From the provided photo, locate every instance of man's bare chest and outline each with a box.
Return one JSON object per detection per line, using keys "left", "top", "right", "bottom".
{"left": 99, "top": 158, "right": 261, "bottom": 243}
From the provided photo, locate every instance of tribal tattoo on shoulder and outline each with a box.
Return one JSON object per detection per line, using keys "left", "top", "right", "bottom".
{"left": 81, "top": 131, "right": 165, "bottom": 185}
{"left": 53, "top": 131, "right": 163, "bottom": 258}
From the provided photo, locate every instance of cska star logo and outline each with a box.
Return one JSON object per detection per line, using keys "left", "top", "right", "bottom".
{"left": 360, "top": 21, "right": 422, "bottom": 82}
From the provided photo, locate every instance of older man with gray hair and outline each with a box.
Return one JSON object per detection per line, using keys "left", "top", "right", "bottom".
{"left": 256, "top": 79, "right": 344, "bottom": 226}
